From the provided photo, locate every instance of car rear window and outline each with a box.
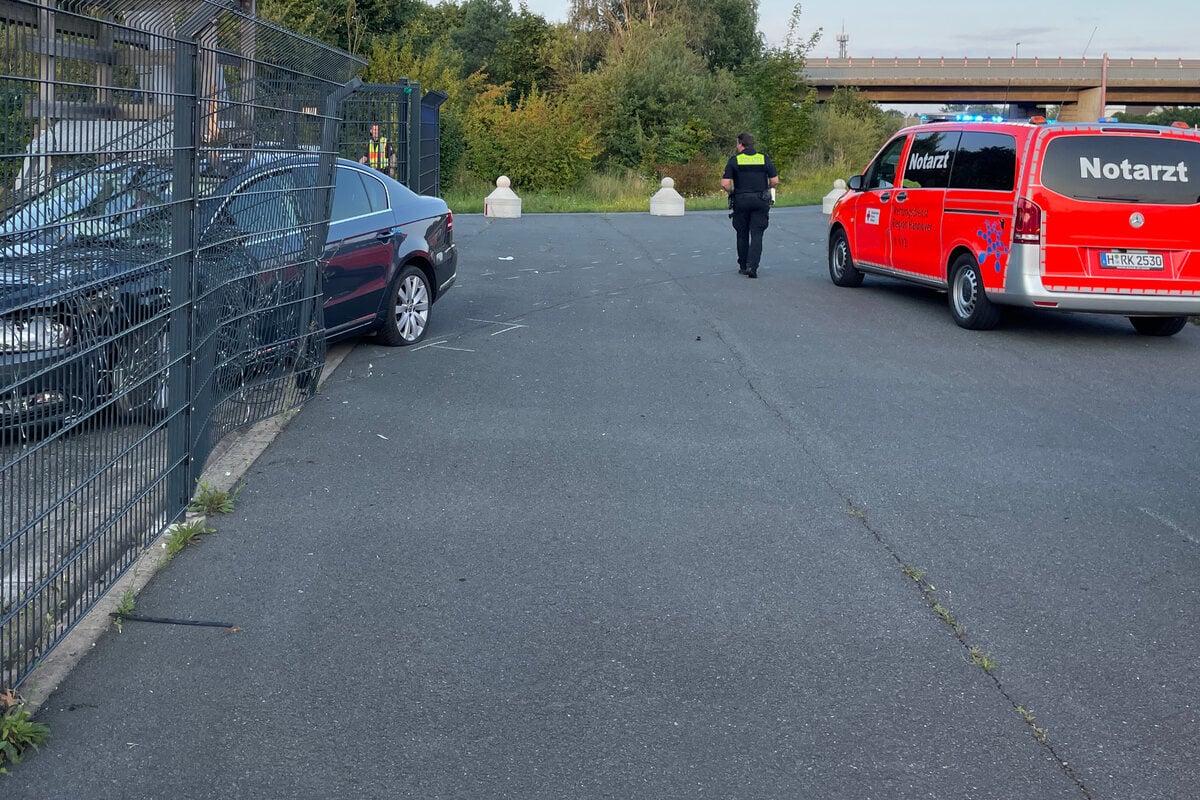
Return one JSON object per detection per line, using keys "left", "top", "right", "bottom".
{"left": 1041, "top": 133, "right": 1200, "bottom": 205}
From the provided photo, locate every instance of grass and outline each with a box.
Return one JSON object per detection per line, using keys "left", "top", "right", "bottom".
{"left": 188, "top": 480, "right": 241, "bottom": 515}
{"left": 164, "top": 520, "right": 215, "bottom": 558}
{"left": 968, "top": 645, "right": 997, "bottom": 673}
{"left": 113, "top": 587, "right": 136, "bottom": 633}
{"left": 441, "top": 163, "right": 851, "bottom": 214}
{"left": 1017, "top": 705, "right": 1049, "bottom": 743}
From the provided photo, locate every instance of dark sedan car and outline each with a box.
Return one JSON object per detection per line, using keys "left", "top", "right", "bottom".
{"left": 0, "top": 156, "right": 456, "bottom": 435}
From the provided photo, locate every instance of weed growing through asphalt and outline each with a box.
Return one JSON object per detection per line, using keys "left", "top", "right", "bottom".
{"left": 113, "top": 588, "right": 136, "bottom": 633}
{"left": 165, "top": 520, "right": 215, "bottom": 558}
{"left": 902, "top": 565, "right": 925, "bottom": 582}
{"left": 1017, "top": 705, "right": 1048, "bottom": 743}
{"left": 969, "top": 646, "right": 997, "bottom": 673}
{"left": 188, "top": 480, "right": 241, "bottom": 515}
{"left": 0, "top": 699, "right": 49, "bottom": 774}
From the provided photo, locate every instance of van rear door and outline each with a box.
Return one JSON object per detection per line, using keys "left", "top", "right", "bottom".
{"left": 1034, "top": 129, "right": 1200, "bottom": 293}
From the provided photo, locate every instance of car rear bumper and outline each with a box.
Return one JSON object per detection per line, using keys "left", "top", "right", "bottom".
{"left": 999, "top": 245, "right": 1200, "bottom": 316}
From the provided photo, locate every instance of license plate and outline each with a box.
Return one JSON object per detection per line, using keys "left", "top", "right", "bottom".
{"left": 1101, "top": 251, "right": 1164, "bottom": 270}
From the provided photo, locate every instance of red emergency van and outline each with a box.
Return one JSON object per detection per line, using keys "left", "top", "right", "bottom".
{"left": 827, "top": 117, "right": 1200, "bottom": 335}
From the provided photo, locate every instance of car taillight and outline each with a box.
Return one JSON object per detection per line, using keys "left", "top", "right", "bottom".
{"left": 1014, "top": 197, "right": 1041, "bottom": 244}
{"left": 446, "top": 209, "right": 453, "bottom": 231}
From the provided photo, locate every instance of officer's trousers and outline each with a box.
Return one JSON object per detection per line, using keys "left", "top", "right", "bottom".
{"left": 731, "top": 193, "right": 771, "bottom": 271}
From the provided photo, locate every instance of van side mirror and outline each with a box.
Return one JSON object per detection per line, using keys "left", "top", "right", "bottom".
{"left": 847, "top": 174, "right": 863, "bottom": 191}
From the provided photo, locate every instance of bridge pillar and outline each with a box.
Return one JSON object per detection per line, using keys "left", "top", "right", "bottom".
{"left": 1058, "top": 87, "right": 1104, "bottom": 122}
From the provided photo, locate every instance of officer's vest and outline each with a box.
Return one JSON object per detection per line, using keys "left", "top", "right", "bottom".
{"left": 367, "top": 138, "right": 390, "bottom": 170}
{"left": 733, "top": 151, "right": 769, "bottom": 193}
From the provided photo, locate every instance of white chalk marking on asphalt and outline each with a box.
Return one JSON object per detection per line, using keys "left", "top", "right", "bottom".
{"left": 490, "top": 324, "right": 527, "bottom": 337}
{"left": 413, "top": 340, "right": 449, "bottom": 351}
{"left": 377, "top": 434, "right": 389, "bottom": 440}
{"left": 430, "top": 344, "right": 476, "bottom": 352}
{"left": 469, "top": 318, "right": 525, "bottom": 327}
{"left": 1139, "top": 507, "right": 1199, "bottom": 546}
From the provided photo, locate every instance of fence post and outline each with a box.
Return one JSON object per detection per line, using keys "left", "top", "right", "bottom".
{"left": 169, "top": 5, "right": 222, "bottom": 509}
{"left": 405, "top": 79, "right": 421, "bottom": 189}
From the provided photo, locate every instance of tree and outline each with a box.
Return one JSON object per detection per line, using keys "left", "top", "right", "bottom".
{"left": 680, "top": 0, "right": 761, "bottom": 73}
{"left": 449, "top": 0, "right": 514, "bottom": 77}
{"left": 571, "top": 23, "right": 752, "bottom": 171}
{"left": 745, "top": 4, "right": 819, "bottom": 165}
{"left": 492, "top": 4, "right": 552, "bottom": 102}
{"left": 258, "top": 0, "right": 424, "bottom": 53}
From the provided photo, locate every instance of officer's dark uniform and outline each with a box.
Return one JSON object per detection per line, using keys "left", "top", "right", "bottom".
{"left": 723, "top": 145, "right": 778, "bottom": 278}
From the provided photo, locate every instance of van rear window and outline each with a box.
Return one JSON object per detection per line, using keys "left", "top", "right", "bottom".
{"left": 1041, "top": 134, "right": 1200, "bottom": 205}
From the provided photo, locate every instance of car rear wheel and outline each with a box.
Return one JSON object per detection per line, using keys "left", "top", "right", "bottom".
{"left": 829, "top": 229, "right": 864, "bottom": 287}
{"left": 1128, "top": 315, "right": 1188, "bottom": 337}
{"left": 377, "top": 264, "right": 431, "bottom": 346}
{"left": 948, "top": 254, "right": 1000, "bottom": 330}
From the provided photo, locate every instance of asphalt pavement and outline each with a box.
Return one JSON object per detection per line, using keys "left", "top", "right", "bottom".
{"left": 8, "top": 206, "right": 1200, "bottom": 799}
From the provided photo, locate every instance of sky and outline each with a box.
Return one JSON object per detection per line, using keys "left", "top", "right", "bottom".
{"left": 509, "top": 0, "right": 1200, "bottom": 61}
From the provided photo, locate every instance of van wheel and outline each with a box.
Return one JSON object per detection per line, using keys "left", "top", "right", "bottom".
{"left": 949, "top": 254, "right": 1000, "bottom": 330}
{"left": 829, "top": 230, "right": 864, "bottom": 287}
{"left": 1128, "top": 315, "right": 1188, "bottom": 336}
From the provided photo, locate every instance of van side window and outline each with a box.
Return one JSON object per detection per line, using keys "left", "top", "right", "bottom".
{"left": 949, "top": 132, "right": 1017, "bottom": 191}
{"left": 864, "top": 136, "right": 907, "bottom": 190}
{"left": 903, "top": 131, "right": 959, "bottom": 189}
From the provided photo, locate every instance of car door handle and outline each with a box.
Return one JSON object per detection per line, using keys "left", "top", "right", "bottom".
{"left": 879, "top": 191, "right": 891, "bottom": 202}
{"left": 375, "top": 230, "right": 394, "bottom": 242}
{"left": 895, "top": 191, "right": 907, "bottom": 202}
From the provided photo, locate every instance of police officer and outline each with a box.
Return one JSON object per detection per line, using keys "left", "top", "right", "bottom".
{"left": 360, "top": 123, "right": 396, "bottom": 178}
{"left": 721, "top": 132, "right": 779, "bottom": 279}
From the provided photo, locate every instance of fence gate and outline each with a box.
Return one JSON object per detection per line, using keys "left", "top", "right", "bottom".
{"left": 341, "top": 80, "right": 446, "bottom": 196}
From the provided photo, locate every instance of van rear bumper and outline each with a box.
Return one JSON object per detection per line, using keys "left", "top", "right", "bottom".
{"left": 998, "top": 245, "right": 1200, "bottom": 316}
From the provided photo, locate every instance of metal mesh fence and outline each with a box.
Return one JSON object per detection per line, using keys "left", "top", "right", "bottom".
{"left": 0, "top": 0, "right": 363, "bottom": 691}
{"left": 342, "top": 80, "right": 444, "bottom": 196}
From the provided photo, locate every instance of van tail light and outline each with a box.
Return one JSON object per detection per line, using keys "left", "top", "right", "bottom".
{"left": 446, "top": 209, "right": 454, "bottom": 231}
{"left": 1014, "top": 197, "right": 1042, "bottom": 244}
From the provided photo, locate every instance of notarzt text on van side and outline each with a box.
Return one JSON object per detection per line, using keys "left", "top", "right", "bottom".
{"left": 909, "top": 152, "right": 952, "bottom": 170}
{"left": 1079, "top": 157, "right": 1190, "bottom": 182}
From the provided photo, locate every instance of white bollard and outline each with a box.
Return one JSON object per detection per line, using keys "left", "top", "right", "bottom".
{"left": 485, "top": 175, "right": 522, "bottom": 218}
{"left": 822, "top": 179, "right": 848, "bottom": 214}
{"left": 649, "top": 176, "right": 685, "bottom": 217}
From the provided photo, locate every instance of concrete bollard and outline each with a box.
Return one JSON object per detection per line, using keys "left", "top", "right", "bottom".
{"left": 822, "top": 179, "right": 848, "bottom": 214}
{"left": 485, "top": 175, "right": 522, "bottom": 218}
{"left": 649, "top": 176, "right": 685, "bottom": 216}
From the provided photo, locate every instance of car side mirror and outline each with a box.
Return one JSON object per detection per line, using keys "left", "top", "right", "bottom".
{"left": 847, "top": 174, "right": 863, "bottom": 191}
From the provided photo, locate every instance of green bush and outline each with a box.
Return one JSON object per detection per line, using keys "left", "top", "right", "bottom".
{"left": 462, "top": 85, "right": 598, "bottom": 192}
{"left": 803, "top": 106, "right": 901, "bottom": 175}
{"left": 654, "top": 153, "right": 720, "bottom": 197}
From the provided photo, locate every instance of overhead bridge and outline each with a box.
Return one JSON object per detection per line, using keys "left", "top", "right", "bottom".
{"left": 804, "top": 56, "right": 1200, "bottom": 121}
